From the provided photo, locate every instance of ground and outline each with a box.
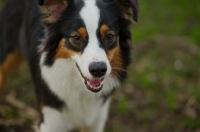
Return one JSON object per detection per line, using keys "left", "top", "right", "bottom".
{"left": 0, "top": 0, "right": 200, "bottom": 132}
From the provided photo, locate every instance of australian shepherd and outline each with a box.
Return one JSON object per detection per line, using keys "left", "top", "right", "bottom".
{"left": 0, "top": 0, "right": 138, "bottom": 131}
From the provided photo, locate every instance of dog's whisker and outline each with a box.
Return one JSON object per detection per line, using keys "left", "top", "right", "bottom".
{"left": 111, "top": 67, "right": 128, "bottom": 72}
{"left": 107, "top": 18, "right": 118, "bottom": 26}
{"left": 111, "top": 72, "right": 124, "bottom": 82}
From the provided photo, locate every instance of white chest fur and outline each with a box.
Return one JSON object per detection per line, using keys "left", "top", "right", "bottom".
{"left": 39, "top": 53, "right": 119, "bottom": 131}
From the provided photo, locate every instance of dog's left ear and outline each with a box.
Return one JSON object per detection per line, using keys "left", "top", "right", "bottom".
{"left": 38, "top": 0, "right": 69, "bottom": 24}
{"left": 117, "top": 0, "right": 138, "bottom": 22}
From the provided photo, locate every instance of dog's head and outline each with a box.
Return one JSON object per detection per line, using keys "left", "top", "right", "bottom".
{"left": 39, "top": 0, "right": 138, "bottom": 93}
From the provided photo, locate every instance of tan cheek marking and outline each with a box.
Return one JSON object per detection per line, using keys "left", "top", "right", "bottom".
{"left": 54, "top": 38, "right": 81, "bottom": 59}
{"left": 107, "top": 37, "right": 120, "bottom": 61}
{"left": 77, "top": 27, "right": 87, "bottom": 38}
{"left": 107, "top": 44, "right": 123, "bottom": 76}
{"left": 100, "top": 25, "right": 109, "bottom": 36}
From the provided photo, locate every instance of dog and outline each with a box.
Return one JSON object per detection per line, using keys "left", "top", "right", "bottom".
{"left": 0, "top": 0, "right": 138, "bottom": 131}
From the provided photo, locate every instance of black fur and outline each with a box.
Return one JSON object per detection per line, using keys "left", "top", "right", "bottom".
{"left": 0, "top": 0, "right": 65, "bottom": 109}
{"left": 97, "top": 0, "right": 132, "bottom": 81}
{"left": 0, "top": 0, "right": 24, "bottom": 64}
{"left": 0, "top": 0, "right": 138, "bottom": 129}
{"left": 43, "top": 1, "right": 86, "bottom": 66}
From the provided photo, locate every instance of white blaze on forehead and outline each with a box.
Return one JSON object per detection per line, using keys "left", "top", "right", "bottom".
{"left": 80, "top": 0, "right": 101, "bottom": 54}
{"left": 80, "top": 0, "right": 100, "bottom": 37}
{"left": 72, "top": 0, "right": 111, "bottom": 79}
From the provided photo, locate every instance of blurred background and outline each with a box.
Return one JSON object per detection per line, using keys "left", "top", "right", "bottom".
{"left": 0, "top": 0, "right": 200, "bottom": 132}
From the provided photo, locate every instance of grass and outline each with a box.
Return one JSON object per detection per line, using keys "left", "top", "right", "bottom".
{"left": 0, "top": 0, "right": 200, "bottom": 132}
{"left": 132, "top": 0, "right": 200, "bottom": 43}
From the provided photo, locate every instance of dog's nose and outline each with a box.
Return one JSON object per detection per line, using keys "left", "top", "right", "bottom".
{"left": 89, "top": 62, "right": 107, "bottom": 77}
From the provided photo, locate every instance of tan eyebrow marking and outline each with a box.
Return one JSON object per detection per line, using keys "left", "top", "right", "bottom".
{"left": 77, "top": 27, "right": 87, "bottom": 38}
{"left": 100, "top": 24, "right": 109, "bottom": 36}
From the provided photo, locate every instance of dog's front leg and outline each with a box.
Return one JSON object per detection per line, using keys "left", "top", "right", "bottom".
{"left": 36, "top": 107, "right": 72, "bottom": 132}
{"left": 88, "top": 99, "right": 111, "bottom": 132}
{"left": 88, "top": 119, "right": 106, "bottom": 132}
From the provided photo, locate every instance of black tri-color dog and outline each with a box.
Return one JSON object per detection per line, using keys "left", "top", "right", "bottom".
{"left": 0, "top": 0, "right": 138, "bottom": 131}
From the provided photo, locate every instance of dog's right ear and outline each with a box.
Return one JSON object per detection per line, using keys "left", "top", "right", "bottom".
{"left": 38, "top": 0, "right": 68, "bottom": 24}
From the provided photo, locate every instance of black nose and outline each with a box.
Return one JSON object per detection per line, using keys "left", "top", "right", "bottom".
{"left": 89, "top": 62, "right": 107, "bottom": 77}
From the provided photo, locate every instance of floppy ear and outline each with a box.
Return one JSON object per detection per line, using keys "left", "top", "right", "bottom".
{"left": 117, "top": 0, "right": 138, "bottom": 22}
{"left": 38, "top": 0, "right": 68, "bottom": 24}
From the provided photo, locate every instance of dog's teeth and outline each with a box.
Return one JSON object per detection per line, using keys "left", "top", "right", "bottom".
{"left": 87, "top": 81, "right": 90, "bottom": 85}
{"left": 86, "top": 78, "right": 104, "bottom": 89}
{"left": 87, "top": 81, "right": 94, "bottom": 88}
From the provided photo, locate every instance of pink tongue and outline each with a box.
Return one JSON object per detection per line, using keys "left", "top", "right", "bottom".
{"left": 89, "top": 79, "right": 101, "bottom": 88}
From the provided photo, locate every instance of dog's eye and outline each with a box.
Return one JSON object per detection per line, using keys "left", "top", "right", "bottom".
{"left": 105, "top": 34, "right": 114, "bottom": 43}
{"left": 72, "top": 35, "right": 82, "bottom": 44}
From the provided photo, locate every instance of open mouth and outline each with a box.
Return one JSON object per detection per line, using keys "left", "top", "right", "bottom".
{"left": 76, "top": 63, "right": 104, "bottom": 92}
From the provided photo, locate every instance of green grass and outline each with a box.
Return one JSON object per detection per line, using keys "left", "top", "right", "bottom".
{"left": 132, "top": 0, "right": 200, "bottom": 44}
{"left": 0, "top": 0, "right": 200, "bottom": 132}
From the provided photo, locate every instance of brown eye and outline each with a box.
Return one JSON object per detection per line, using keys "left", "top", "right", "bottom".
{"left": 72, "top": 35, "right": 82, "bottom": 44}
{"left": 105, "top": 34, "right": 114, "bottom": 43}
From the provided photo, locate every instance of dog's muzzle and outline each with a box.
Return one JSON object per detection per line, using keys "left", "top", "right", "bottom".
{"left": 76, "top": 62, "right": 107, "bottom": 92}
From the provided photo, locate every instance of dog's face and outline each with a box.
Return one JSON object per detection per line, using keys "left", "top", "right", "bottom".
{"left": 40, "top": 0, "right": 138, "bottom": 93}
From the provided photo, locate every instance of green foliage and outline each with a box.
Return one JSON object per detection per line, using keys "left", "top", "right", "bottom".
{"left": 118, "top": 97, "right": 129, "bottom": 115}
{"left": 132, "top": 0, "right": 200, "bottom": 44}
